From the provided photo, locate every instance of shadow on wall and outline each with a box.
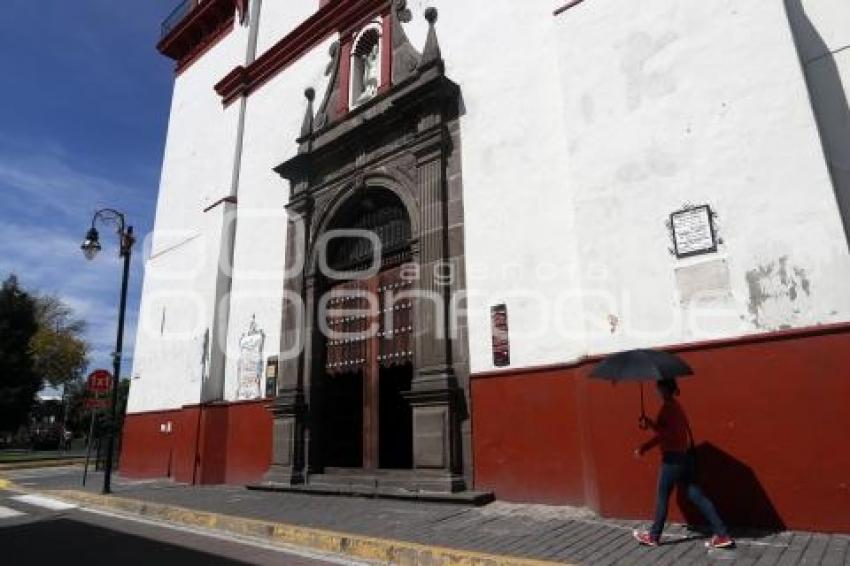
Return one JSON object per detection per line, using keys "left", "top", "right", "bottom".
{"left": 676, "top": 443, "right": 786, "bottom": 534}
{"left": 785, "top": 0, "right": 850, "bottom": 251}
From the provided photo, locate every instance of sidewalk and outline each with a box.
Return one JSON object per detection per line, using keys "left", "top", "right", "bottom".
{"left": 0, "top": 449, "right": 86, "bottom": 469}
{"left": 2, "top": 466, "right": 848, "bottom": 566}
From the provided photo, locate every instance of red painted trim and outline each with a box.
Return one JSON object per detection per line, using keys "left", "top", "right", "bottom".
{"left": 202, "top": 196, "right": 238, "bottom": 213}
{"left": 158, "top": 0, "right": 238, "bottom": 73}
{"left": 472, "top": 321, "right": 850, "bottom": 379}
{"left": 553, "top": 0, "right": 586, "bottom": 16}
{"left": 337, "top": 35, "right": 354, "bottom": 116}
{"left": 214, "top": 0, "right": 388, "bottom": 105}
{"left": 175, "top": 17, "right": 235, "bottom": 75}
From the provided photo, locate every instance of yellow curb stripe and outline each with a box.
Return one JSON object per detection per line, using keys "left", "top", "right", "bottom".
{"left": 0, "top": 479, "right": 10, "bottom": 489}
{"left": 45, "top": 489, "right": 568, "bottom": 566}
{"left": 0, "top": 460, "right": 84, "bottom": 471}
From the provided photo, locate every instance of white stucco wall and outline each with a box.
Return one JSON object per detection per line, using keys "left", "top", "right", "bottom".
{"left": 255, "top": 0, "right": 317, "bottom": 56}
{"left": 222, "top": 30, "right": 334, "bottom": 402}
{"left": 128, "top": 17, "right": 250, "bottom": 413}
{"left": 133, "top": 0, "right": 850, "bottom": 412}
{"left": 406, "top": 1, "right": 588, "bottom": 373}
{"left": 555, "top": 0, "right": 850, "bottom": 359}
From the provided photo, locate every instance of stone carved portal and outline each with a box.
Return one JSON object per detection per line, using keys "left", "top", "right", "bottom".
{"left": 265, "top": 6, "right": 471, "bottom": 493}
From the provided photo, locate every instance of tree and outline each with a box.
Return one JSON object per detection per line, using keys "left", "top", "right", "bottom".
{"left": 29, "top": 294, "right": 89, "bottom": 387}
{"left": 0, "top": 275, "right": 40, "bottom": 434}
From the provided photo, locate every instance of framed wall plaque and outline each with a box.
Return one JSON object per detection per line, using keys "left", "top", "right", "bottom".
{"left": 265, "top": 356, "right": 279, "bottom": 398}
{"left": 491, "top": 304, "right": 510, "bottom": 367}
{"left": 670, "top": 204, "right": 718, "bottom": 259}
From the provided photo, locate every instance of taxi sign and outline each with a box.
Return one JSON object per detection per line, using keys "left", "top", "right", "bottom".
{"left": 87, "top": 369, "right": 113, "bottom": 394}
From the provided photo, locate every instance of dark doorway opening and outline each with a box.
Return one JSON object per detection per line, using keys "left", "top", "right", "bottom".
{"left": 379, "top": 364, "right": 413, "bottom": 469}
{"left": 317, "top": 187, "right": 416, "bottom": 474}
{"left": 321, "top": 371, "right": 363, "bottom": 468}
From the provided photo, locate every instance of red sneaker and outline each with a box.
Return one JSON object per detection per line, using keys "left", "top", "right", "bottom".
{"left": 705, "top": 535, "right": 735, "bottom": 549}
{"left": 633, "top": 530, "right": 660, "bottom": 546}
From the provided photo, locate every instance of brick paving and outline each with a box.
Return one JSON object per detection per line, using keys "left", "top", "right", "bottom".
{"left": 5, "top": 466, "right": 850, "bottom": 565}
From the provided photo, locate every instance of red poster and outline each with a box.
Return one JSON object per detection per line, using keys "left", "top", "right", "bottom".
{"left": 491, "top": 304, "right": 510, "bottom": 367}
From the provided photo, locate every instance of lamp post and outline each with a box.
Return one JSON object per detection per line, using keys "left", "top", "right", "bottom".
{"left": 80, "top": 209, "right": 135, "bottom": 495}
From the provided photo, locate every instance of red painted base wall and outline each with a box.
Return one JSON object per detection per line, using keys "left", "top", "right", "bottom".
{"left": 472, "top": 325, "right": 850, "bottom": 534}
{"left": 119, "top": 399, "right": 272, "bottom": 486}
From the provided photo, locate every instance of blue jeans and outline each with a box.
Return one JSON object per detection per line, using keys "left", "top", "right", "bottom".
{"left": 650, "top": 451, "right": 728, "bottom": 538}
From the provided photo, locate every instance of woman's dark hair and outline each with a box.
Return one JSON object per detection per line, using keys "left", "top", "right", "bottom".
{"left": 656, "top": 378, "right": 680, "bottom": 396}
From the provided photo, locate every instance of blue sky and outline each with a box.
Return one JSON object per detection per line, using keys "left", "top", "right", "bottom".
{"left": 0, "top": 0, "right": 178, "bottom": 378}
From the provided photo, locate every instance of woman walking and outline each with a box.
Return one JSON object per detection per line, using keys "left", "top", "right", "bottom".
{"left": 632, "top": 378, "right": 734, "bottom": 549}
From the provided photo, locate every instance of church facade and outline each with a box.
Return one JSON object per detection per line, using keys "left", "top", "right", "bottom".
{"left": 124, "top": 0, "right": 850, "bottom": 532}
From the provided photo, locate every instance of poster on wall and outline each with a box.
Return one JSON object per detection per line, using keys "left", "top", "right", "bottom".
{"left": 236, "top": 316, "right": 265, "bottom": 400}
{"left": 491, "top": 303, "right": 510, "bottom": 367}
{"left": 264, "top": 356, "right": 278, "bottom": 399}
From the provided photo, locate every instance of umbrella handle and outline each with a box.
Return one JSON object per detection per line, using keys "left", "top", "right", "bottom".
{"left": 638, "top": 383, "right": 649, "bottom": 430}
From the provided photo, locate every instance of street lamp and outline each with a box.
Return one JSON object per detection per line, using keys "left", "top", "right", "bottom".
{"left": 80, "top": 209, "right": 135, "bottom": 495}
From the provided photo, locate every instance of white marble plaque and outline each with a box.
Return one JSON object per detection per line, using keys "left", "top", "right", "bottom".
{"left": 671, "top": 205, "right": 717, "bottom": 258}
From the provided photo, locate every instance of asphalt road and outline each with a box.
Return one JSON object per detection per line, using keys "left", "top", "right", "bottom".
{"left": 0, "top": 488, "right": 364, "bottom": 566}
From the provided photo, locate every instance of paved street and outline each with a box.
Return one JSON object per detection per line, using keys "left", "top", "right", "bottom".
{"left": 0, "top": 482, "right": 363, "bottom": 566}
{"left": 3, "top": 466, "right": 849, "bottom": 565}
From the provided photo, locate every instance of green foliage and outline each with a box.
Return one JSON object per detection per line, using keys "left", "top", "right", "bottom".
{"left": 0, "top": 275, "right": 40, "bottom": 433}
{"left": 29, "top": 294, "right": 89, "bottom": 387}
{"left": 0, "top": 276, "right": 92, "bottom": 436}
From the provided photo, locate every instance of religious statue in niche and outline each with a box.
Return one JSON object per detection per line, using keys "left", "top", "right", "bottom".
{"left": 236, "top": 316, "right": 265, "bottom": 400}
{"left": 361, "top": 44, "right": 380, "bottom": 100}
{"left": 352, "top": 28, "right": 381, "bottom": 106}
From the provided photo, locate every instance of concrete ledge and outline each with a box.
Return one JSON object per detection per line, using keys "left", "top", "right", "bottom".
{"left": 19, "top": 487, "right": 566, "bottom": 566}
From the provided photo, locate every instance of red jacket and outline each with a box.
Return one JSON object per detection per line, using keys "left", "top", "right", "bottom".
{"left": 642, "top": 399, "right": 691, "bottom": 454}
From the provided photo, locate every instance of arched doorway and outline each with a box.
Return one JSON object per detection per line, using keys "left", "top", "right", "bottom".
{"left": 315, "top": 188, "right": 416, "bottom": 472}
{"left": 268, "top": 12, "right": 471, "bottom": 492}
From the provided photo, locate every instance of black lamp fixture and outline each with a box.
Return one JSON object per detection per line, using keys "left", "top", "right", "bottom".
{"left": 80, "top": 208, "right": 135, "bottom": 495}
{"left": 80, "top": 228, "right": 102, "bottom": 260}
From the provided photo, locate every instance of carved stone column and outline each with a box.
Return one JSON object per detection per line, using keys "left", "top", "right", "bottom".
{"left": 265, "top": 197, "right": 311, "bottom": 485}
{"left": 405, "top": 115, "right": 463, "bottom": 489}
{"left": 300, "top": 272, "right": 322, "bottom": 475}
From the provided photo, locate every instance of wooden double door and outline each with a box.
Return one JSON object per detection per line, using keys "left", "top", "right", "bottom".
{"left": 320, "top": 263, "right": 416, "bottom": 471}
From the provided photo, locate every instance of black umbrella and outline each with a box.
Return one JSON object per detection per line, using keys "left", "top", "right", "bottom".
{"left": 590, "top": 349, "right": 693, "bottom": 427}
